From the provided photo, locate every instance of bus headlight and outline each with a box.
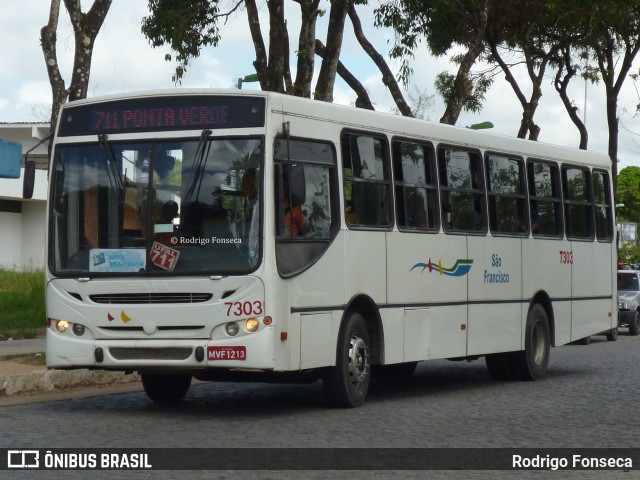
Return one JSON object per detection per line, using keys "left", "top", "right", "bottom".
{"left": 72, "top": 323, "right": 86, "bottom": 336}
{"left": 56, "top": 320, "right": 69, "bottom": 333}
{"left": 225, "top": 322, "right": 239, "bottom": 336}
{"left": 245, "top": 318, "right": 260, "bottom": 332}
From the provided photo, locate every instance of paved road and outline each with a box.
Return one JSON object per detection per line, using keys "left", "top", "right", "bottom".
{"left": 1, "top": 331, "right": 639, "bottom": 479}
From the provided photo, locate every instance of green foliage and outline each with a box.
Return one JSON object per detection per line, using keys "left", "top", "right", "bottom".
{"left": 619, "top": 241, "right": 640, "bottom": 265}
{"left": 0, "top": 269, "right": 45, "bottom": 338}
{"left": 142, "top": 0, "right": 222, "bottom": 83}
{"left": 616, "top": 166, "right": 640, "bottom": 222}
{"left": 434, "top": 71, "right": 492, "bottom": 114}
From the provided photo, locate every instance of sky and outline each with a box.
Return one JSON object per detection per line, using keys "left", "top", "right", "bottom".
{"left": 3, "top": 0, "right": 640, "bottom": 169}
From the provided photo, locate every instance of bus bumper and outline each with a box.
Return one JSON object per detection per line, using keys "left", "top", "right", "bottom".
{"left": 46, "top": 326, "right": 275, "bottom": 372}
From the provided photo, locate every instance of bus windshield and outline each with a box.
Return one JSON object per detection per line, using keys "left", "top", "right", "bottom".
{"left": 50, "top": 136, "right": 262, "bottom": 275}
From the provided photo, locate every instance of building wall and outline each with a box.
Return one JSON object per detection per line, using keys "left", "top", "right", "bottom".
{"left": 0, "top": 211, "right": 23, "bottom": 269}
{"left": 0, "top": 124, "right": 49, "bottom": 271}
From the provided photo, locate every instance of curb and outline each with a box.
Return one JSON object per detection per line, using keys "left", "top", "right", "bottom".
{"left": 0, "top": 367, "right": 140, "bottom": 397}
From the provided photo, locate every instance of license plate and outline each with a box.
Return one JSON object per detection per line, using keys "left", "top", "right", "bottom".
{"left": 207, "top": 346, "right": 246, "bottom": 361}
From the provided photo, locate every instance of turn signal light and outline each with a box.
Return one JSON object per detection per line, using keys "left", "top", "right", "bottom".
{"left": 245, "top": 318, "right": 260, "bottom": 332}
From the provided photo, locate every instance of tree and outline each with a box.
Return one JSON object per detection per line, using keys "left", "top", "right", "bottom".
{"left": 142, "top": 0, "right": 411, "bottom": 113}
{"left": 484, "top": 1, "right": 590, "bottom": 140}
{"left": 616, "top": 166, "right": 640, "bottom": 222}
{"left": 41, "top": 0, "right": 113, "bottom": 133}
{"left": 375, "top": 0, "right": 493, "bottom": 125}
{"left": 552, "top": 44, "right": 589, "bottom": 150}
{"left": 587, "top": 0, "right": 640, "bottom": 184}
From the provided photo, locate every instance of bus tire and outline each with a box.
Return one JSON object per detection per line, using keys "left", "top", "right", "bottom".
{"left": 512, "top": 303, "right": 550, "bottom": 381}
{"left": 485, "top": 353, "right": 513, "bottom": 380}
{"left": 606, "top": 327, "right": 618, "bottom": 341}
{"left": 323, "top": 312, "right": 371, "bottom": 408}
{"left": 629, "top": 311, "right": 640, "bottom": 336}
{"left": 141, "top": 373, "right": 192, "bottom": 402}
{"left": 372, "top": 361, "right": 418, "bottom": 378}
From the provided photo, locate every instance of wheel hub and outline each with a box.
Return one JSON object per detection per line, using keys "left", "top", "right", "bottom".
{"left": 348, "top": 335, "right": 369, "bottom": 384}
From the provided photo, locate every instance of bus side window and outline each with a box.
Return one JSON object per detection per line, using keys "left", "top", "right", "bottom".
{"left": 593, "top": 170, "right": 613, "bottom": 241}
{"left": 563, "top": 166, "right": 594, "bottom": 239}
{"left": 438, "top": 147, "right": 485, "bottom": 233}
{"left": 392, "top": 139, "right": 438, "bottom": 232}
{"left": 527, "top": 160, "right": 563, "bottom": 238}
{"left": 486, "top": 153, "right": 527, "bottom": 236}
{"left": 342, "top": 133, "right": 392, "bottom": 229}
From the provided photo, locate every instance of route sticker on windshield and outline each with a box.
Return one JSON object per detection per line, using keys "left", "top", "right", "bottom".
{"left": 150, "top": 241, "right": 180, "bottom": 271}
{"left": 89, "top": 248, "right": 146, "bottom": 272}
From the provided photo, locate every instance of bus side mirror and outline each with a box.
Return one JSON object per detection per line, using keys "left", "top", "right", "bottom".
{"left": 23, "top": 160, "right": 36, "bottom": 199}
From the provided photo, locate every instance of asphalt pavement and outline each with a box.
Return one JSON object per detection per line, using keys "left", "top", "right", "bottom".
{"left": 0, "top": 337, "right": 139, "bottom": 397}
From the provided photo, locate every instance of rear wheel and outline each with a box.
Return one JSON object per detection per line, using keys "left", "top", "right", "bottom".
{"left": 141, "top": 373, "right": 192, "bottom": 403}
{"left": 579, "top": 336, "right": 591, "bottom": 345}
{"left": 372, "top": 361, "right": 418, "bottom": 378}
{"left": 606, "top": 327, "right": 618, "bottom": 341}
{"left": 323, "top": 312, "right": 371, "bottom": 408}
{"left": 511, "top": 303, "right": 550, "bottom": 381}
{"left": 485, "top": 352, "right": 513, "bottom": 380}
{"left": 629, "top": 311, "right": 640, "bottom": 336}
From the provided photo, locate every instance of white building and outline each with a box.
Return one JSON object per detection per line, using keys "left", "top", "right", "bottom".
{"left": 0, "top": 123, "right": 50, "bottom": 270}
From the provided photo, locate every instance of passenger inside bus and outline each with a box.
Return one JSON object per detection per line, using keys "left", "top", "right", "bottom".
{"left": 283, "top": 196, "right": 307, "bottom": 237}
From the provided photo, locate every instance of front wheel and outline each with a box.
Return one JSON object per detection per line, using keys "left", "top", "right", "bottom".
{"left": 323, "top": 312, "right": 371, "bottom": 408}
{"left": 511, "top": 303, "right": 550, "bottom": 381}
{"left": 606, "top": 327, "right": 618, "bottom": 341}
{"left": 141, "top": 373, "right": 192, "bottom": 403}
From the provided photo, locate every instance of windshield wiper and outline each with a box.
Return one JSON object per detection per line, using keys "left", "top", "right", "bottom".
{"left": 184, "top": 129, "right": 212, "bottom": 204}
{"left": 98, "top": 134, "right": 125, "bottom": 202}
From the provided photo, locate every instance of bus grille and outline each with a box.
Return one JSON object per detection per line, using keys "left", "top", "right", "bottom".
{"left": 90, "top": 293, "right": 212, "bottom": 304}
{"left": 109, "top": 347, "right": 193, "bottom": 361}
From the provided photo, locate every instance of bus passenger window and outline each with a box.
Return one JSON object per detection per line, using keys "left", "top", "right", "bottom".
{"left": 274, "top": 138, "right": 336, "bottom": 241}
{"left": 438, "top": 147, "right": 485, "bottom": 233}
{"left": 392, "top": 140, "right": 438, "bottom": 232}
{"left": 593, "top": 170, "right": 613, "bottom": 241}
{"left": 527, "top": 160, "right": 563, "bottom": 237}
{"left": 486, "top": 153, "right": 527, "bottom": 236}
{"left": 342, "top": 133, "right": 392, "bottom": 228}
{"left": 562, "top": 166, "right": 594, "bottom": 239}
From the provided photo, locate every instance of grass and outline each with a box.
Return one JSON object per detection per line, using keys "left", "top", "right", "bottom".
{"left": 4, "top": 353, "right": 46, "bottom": 366}
{"left": 0, "top": 269, "right": 46, "bottom": 340}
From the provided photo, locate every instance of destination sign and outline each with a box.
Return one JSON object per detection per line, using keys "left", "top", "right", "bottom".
{"left": 58, "top": 95, "right": 265, "bottom": 136}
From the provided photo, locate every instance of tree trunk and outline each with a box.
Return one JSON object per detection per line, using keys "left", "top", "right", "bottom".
{"left": 315, "top": 40, "right": 374, "bottom": 110}
{"left": 41, "top": 0, "right": 66, "bottom": 133}
{"left": 266, "top": 0, "right": 286, "bottom": 92}
{"left": 314, "top": 0, "right": 350, "bottom": 102}
{"left": 554, "top": 46, "right": 588, "bottom": 149}
{"left": 348, "top": 3, "right": 412, "bottom": 116}
{"left": 593, "top": 30, "right": 640, "bottom": 187}
{"left": 439, "top": 0, "right": 489, "bottom": 125}
{"left": 64, "top": 0, "right": 112, "bottom": 101}
{"left": 245, "top": 0, "right": 269, "bottom": 90}
{"left": 294, "top": 0, "right": 320, "bottom": 97}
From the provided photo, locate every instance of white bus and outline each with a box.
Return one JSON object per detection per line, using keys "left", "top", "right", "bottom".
{"left": 42, "top": 89, "right": 617, "bottom": 407}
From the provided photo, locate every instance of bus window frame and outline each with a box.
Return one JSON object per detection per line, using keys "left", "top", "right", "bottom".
{"left": 391, "top": 136, "right": 439, "bottom": 233}
{"left": 561, "top": 163, "right": 595, "bottom": 242}
{"left": 273, "top": 135, "right": 340, "bottom": 278}
{"left": 484, "top": 151, "right": 529, "bottom": 238}
{"left": 437, "top": 144, "right": 487, "bottom": 235}
{"left": 592, "top": 168, "right": 614, "bottom": 243}
{"left": 341, "top": 129, "right": 394, "bottom": 231}
{"left": 526, "top": 158, "right": 564, "bottom": 239}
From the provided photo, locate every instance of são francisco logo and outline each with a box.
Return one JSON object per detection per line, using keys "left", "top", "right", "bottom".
{"left": 410, "top": 258, "right": 473, "bottom": 277}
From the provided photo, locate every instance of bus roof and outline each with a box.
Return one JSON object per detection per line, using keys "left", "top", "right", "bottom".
{"left": 60, "top": 88, "right": 611, "bottom": 169}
